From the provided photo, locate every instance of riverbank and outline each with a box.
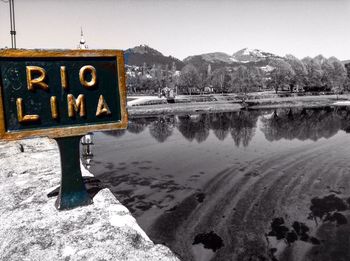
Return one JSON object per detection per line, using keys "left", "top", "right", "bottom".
{"left": 128, "top": 101, "right": 242, "bottom": 116}
{"left": 128, "top": 93, "right": 350, "bottom": 116}
{"left": 0, "top": 138, "right": 179, "bottom": 261}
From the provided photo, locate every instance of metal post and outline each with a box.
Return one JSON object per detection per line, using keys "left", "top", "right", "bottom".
{"left": 54, "top": 136, "right": 92, "bottom": 210}
{"left": 9, "top": 0, "right": 16, "bottom": 49}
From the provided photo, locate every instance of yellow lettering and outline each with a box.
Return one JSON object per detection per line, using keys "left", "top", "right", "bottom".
{"left": 67, "top": 94, "right": 86, "bottom": 118}
{"left": 16, "top": 98, "right": 40, "bottom": 123}
{"left": 50, "top": 96, "right": 58, "bottom": 119}
{"left": 96, "top": 95, "right": 111, "bottom": 117}
{"left": 26, "top": 66, "right": 49, "bottom": 91}
{"left": 79, "top": 65, "right": 97, "bottom": 88}
{"left": 60, "top": 66, "right": 68, "bottom": 90}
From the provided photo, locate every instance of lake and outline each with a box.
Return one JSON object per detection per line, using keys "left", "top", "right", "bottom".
{"left": 88, "top": 107, "right": 350, "bottom": 261}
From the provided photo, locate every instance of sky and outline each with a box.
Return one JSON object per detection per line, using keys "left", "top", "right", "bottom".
{"left": 1, "top": 0, "right": 350, "bottom": 60}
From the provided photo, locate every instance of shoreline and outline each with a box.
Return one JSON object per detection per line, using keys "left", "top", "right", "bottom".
{"left": 128, "top": 94, "right": 350, "bottom": 117}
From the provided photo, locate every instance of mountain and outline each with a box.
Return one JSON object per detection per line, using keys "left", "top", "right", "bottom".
{"left": 183, "top": 48, "right": 281, "bottom": 71}
{"left": 124, "top": 45, "right": 184, "bottom": 69}
{"left": 184, "top": 52, "right": 235, "bottom": 64}
{"left": 182, "top": 52, "right": 241, "bottom": 71}
{"left": 232, "top": 48, "right": 279, "bottom": 63}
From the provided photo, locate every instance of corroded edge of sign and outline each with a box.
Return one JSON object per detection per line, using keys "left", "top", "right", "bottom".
{"left": 0, "top": 49, "right": 128, "bottom": 141}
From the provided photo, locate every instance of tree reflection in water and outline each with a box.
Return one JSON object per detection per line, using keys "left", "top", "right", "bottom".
{"left": 104, "top": 111, "right": 258, "bottom": 147}
{"left": 149, "top": 116, "right": 175, "bottom": 143}
{"left": 230, "top": 110, "right": 259, "bottom": 147}
{"left": 210, "top": 113, "right": 231, "bottom": 141}
{"left": 127, "top": 117, "right": 148, "bottom": 134}
{"left": 105, "top": 107, "right": 350, "bottom": 146}
{"left": 261, "top": 107, "right": 350, "bottom": 142}
{"left": 177, "top": 114, "right": 210, "bottom": 143}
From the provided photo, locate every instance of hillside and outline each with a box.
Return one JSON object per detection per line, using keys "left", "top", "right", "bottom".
{"left": 124, "top": 45, "right": 185, "bottom": 69}
{"left": 183, "top": 48, "right": 281, "bottom": 71}
{"left": 182, "top": 54, "right": 239, "bottom": 72}
{"left": 124, "top": 45, "right": 348, "bottom": 74}
{"left": 231, "top": 48, "right": 280, "bottom": 63}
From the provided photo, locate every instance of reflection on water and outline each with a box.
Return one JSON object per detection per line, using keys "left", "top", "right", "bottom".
{"left": 261, "top": 107, "right": 350, "bottom": 141}
{"left": 105, "top": 107, "right": 350, "bottom": 145}
{"left": 107, "top": 110, "right": 260, "bottom": 146}
{"left": 89, "top": 107, "right": 350, "bottom": 261}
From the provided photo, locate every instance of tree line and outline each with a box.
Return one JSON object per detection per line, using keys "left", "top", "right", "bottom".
{"left": 126, "top": 55, "right": 350, "bottom": 95}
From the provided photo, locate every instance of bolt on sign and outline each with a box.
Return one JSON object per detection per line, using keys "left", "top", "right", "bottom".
{"left": 0, "top": 49, "right": 128, "bottom": 210}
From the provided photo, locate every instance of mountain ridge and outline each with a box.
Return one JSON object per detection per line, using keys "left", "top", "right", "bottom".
{"left": 124, "top": 44, "right": 349, "bottom": 69}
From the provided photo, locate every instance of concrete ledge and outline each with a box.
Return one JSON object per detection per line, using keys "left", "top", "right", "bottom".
{"left": 0, "top": 138, "right": 179, "bottom": 261}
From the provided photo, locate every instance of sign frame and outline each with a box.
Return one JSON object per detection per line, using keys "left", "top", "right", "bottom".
{"left": 0, "top": 49, "right": 128, "bottom": 141}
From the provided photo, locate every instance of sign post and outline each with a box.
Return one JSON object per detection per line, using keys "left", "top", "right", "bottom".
{"left": 0, "top": 49, "right": 128, "bottom": 210}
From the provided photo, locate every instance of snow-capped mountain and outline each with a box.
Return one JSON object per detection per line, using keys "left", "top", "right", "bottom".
{"left": 182, "top": 48, "right": 281, "bottom": 71}
{"left": 231, "top": 48, "right": 279, "bottom": 63}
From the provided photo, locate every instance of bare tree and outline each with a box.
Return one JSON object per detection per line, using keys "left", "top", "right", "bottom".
{"left": 211, "top": 68, "right": 227, "bottom": 93}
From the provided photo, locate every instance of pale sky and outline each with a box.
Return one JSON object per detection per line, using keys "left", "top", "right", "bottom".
{"left": 1, "top": 0, "right": 350, "bottom": 60}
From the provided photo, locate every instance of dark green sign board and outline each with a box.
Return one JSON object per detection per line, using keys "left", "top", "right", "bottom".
{"left": 0, "top": 49, "right": 127, "bottom": 140}
{"left": 0, "top": 49, "right": 128, "bottom": 210}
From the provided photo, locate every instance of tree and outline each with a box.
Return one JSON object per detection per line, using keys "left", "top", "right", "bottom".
{"left": 344, "top": 63, "right": 350, "bottom": 92}
{"left": 249, "top": 67, "right": 264, "bottom": 91}
{"left": 233, "top": 65, "right": 251, "bottom": 97}
{"left": 179, "top": 64, "right": 200, "bottom": 94}
{"left": 211, "top": 68, "right": 227, "bottom": 93}
{"left": 140, "top": 76, "right": 159, "bottom": 93}
{"left": 302, "top": 56, "right": 346, "bottom": 93}
{"left": 302, "top": 57, "right": 323, "bottom": 89}
{"left": 285, "top": 55, "right": 308, "bottom": 92}
{"left": 126, "top": 72, "right": 140, "bottom": 93}
{"left": 320, "top": 58, "right": 335, "bottom": 89}
{"left": 328, "top": 57, "right": 347, "bottom": 94}
{"left": 268, "top": 59, "right": 295, "bottom": 93}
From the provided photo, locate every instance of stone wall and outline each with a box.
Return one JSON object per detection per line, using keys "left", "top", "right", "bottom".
{"left": 0, "top": 138, "right": 179, "bottom": 261}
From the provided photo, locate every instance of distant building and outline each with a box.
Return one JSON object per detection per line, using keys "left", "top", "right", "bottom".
{"left": 204, "top": 86, "right": 214, "bottom": 93}
{"left": 77, "top": 27, "right": 88, "bottom": 49}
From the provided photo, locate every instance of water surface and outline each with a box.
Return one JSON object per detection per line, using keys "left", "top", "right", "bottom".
{"left": 88, "top": 107, "right": 350, "bottom": 261}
